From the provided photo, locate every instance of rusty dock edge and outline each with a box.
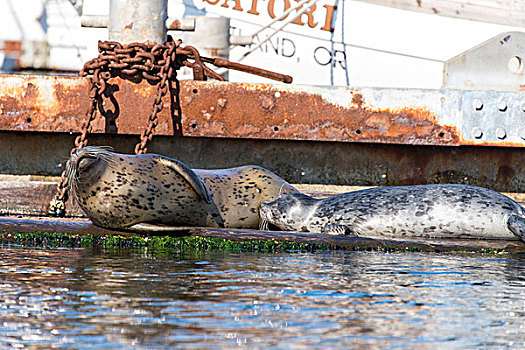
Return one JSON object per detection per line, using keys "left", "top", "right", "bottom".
{"left": 1, "top": 74, "right": 525, "bottom": 251}
{"left": 2, "top": 74, "right": 525, "bottom": 192}
{"left": 0, "top": 74, "right": 460, "bottom": 145}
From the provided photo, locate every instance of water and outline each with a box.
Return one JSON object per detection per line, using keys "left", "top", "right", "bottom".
{"left": 0, "top": 245, "right": 524, "bottom": 349}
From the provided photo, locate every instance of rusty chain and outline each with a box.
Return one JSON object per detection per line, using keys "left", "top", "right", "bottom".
{"left": 49, "top": 36, "right": 293, "bottom": 217}
{"left": 134, "top": 39, "right": 177, "bottom": 154}
{"left": 48, "top": 71, "right": 109, "bottom": 216}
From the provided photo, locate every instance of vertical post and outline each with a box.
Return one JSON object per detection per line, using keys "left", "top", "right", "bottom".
{"left": 108, "top": 0, "right": 167, "bottom": 44}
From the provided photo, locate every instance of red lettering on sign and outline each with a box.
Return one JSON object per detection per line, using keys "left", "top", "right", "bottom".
{"left": 202, "top": 0, "right": 338, "bottom": 33}
{"left": 291, "top": 1, "right": 317, "bottom": 28}
{"left": 221, "top": 0, "right": 244, "bottom": 11}
{"left": 247, "top": 0, "right": 260, "bottom": 15}
{"left": 268, "top": 0, "right": 291, "bottom": 20}
{"left": 321, "top": 4, "right": 336, "bottom": 32}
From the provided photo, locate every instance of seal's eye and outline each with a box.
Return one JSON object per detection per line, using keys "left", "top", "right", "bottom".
{"left": 77, "top": 156, "right": 97, "bottom": 171}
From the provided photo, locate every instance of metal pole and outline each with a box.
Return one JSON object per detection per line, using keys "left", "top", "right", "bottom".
{"left": 108, "top": 0, "right": 167, "bottom": 44}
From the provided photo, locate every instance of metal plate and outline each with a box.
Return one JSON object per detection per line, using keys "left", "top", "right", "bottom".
{"left": 1, "top": 74, "right": 525, "bottom": 147}
{"left": 443, "top": 31, "right": 525, "bottom": 91}
{"left": 461, "top": 90, "right": 525, "bottom": 146}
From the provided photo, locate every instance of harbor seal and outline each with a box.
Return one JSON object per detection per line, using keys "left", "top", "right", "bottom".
{"left": 66, "top": 146, "right": 298, "bottom": 231}
{"left": 259, "top": 184, "right": 525, "bottom": 242}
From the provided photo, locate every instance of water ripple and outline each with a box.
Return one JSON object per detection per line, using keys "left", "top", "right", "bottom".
{"left": 0, "top": 246, "right": 523, "bottom": 349}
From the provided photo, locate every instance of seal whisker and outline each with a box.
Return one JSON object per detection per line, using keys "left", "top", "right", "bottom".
{"left": 260, "top": 217, "right": 269, "bottom": 231}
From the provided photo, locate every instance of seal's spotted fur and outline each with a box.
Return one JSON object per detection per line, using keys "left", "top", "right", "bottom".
{"left": 67, "top": 146, "right": 297, "bottom": 230}
{"left": 260, "top": 185, "right": 525, "bottom": 242}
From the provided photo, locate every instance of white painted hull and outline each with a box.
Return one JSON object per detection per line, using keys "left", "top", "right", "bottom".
{"left": 1, "top": 0, "right": 524, "bottom": 89}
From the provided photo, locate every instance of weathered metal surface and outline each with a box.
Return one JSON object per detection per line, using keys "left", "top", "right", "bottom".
{"left": 2, "top": 74, "right": 525, "bottom": 146}
{"left": 443, "top": 32, "right": 525, "bottom": 91}
{"left": 180, "top": 83, "right": 459, "bottom": 145}
{"left": 81, "top": 14, "right": 196, "bottom": 31}
{"left": 108, "top": 0, "right": 167, "bottom": 44}
{"left": 0, "top": 216, "right": 523, "bottom": 253}
{"left": 460, "top": 90, "right": 525, "bottom": 146}
{"left": 0, "top": 180, "right": 84, "bottom": 217}
{"left": 0, "top": 74, "right": 456, "bottom": 146}
{"left": 2, "top": 130, "right": 525, "bottom": 191}
{"left": 165, "top": 18, "right": 196, "bottom": 31}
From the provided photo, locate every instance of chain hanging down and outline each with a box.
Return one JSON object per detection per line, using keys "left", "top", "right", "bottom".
{"left": 48, "top": 70, "right": 109, "bottom": 217}
{"left": 48, "top": 36, "right": 293, "bottom": 217}
{"left": 49, "top": 38, "right": 182, "bottom": 216}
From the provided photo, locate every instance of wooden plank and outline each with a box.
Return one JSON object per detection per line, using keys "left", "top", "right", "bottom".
{"left": 0, "top": 216, "right": 523, "bottom": 253}
{"left": 0, "top": 181, "right": 84, "bottom": 217}
{"left": 355, "top": 0, "right": 525, "bottom": 27}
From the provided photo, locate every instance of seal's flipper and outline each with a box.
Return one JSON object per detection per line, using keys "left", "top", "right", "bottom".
{"left": 127, "top": 223, "right": 189, "bottom": 233}
{"left": 507, "top": 214, "right": 525, "bottom": 242}
{"left": 157, "top": 157, "right": 211, "bottom": 203}
{"left": 323, "top": 224, "right": 354, "bottom": 236}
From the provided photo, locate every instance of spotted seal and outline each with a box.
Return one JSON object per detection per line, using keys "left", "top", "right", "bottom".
{"left": 66, "top": 146, "right": 298, "bottom": 231}
{"left": 259, "top": 184, "right": 525, "bottom": 241}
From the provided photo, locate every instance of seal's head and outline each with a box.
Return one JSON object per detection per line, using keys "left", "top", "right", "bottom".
{"left": 65, "top": 146, "right": 115, "bottom": 194}
{"left": 259, "top": 193, "right": 319, "bottom": 231}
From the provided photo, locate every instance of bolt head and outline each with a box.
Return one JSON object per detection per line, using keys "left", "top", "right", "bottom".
{"left": 472, "top": 99, "right": 483, "bottom": 111}
{"left": 495, "top": 128, "right": 507, "bottom": 140}
{"left": 471, "top": 127, "right": 483, "bottom": 139}
{"left": 497, "top": 100, "right": 507, "bottom": 112}
{"left": 508, "top": 56, "right": 524, "bottom": 74}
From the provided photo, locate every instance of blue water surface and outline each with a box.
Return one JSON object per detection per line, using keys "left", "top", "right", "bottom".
{"left": 0, "top": 245, "right": 523, "bottom": 349}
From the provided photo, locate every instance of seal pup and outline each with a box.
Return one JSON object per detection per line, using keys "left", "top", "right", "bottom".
{"left": 66, "top": 146, "right": 298, "bottom": 231}
{"left": 259, "top": 184, "right": 525, "bottom": 242}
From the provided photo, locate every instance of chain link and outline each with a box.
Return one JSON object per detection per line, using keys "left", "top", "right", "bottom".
{"left": 48, "top": 35, "right": 293, "bottom": 217}
{"left": 48, "top": 72, "right": 108, "bottom": 217}
{"left": 135, "top": 39, "right": 177, "bottom": 154}
{"left": 49, "top": 38, "right": 180, "bottom": 216}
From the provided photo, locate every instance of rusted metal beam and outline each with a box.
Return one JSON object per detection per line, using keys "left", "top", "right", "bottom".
{"left": 1, "top": 74, "right": 525, "bottom": 147}
{"left": 0, "top": 74, "right": 453, "bottom": 146}
{"left": 3, "top": 132, "right": 525, "bottom": 192}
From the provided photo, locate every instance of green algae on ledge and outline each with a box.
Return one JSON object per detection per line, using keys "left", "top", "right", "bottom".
{"left": 0, "top": 231, "right": 332, "bottom": 253}
{"left": 1, "top": 231, "right": 523, "bottom": 255}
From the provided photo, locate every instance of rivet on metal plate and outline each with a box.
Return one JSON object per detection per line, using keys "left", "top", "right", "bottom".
{"left": 497, "top": 100, "right": 507, "bottom": 112}
{"left": 472, "top": 99, "right": 483, "bottom": 111}
{"left": 471, "top": 127, "right": 483, "bottom": 139}
{"left": 495, "top": 128, "right": 507, "bottom": 140}
{"left": 508, "top": 56, "right": 524, "bottom": 74}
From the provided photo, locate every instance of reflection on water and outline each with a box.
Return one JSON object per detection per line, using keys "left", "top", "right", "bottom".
{"left": 0, "top": 245, "right": 524, "bottom": 349}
